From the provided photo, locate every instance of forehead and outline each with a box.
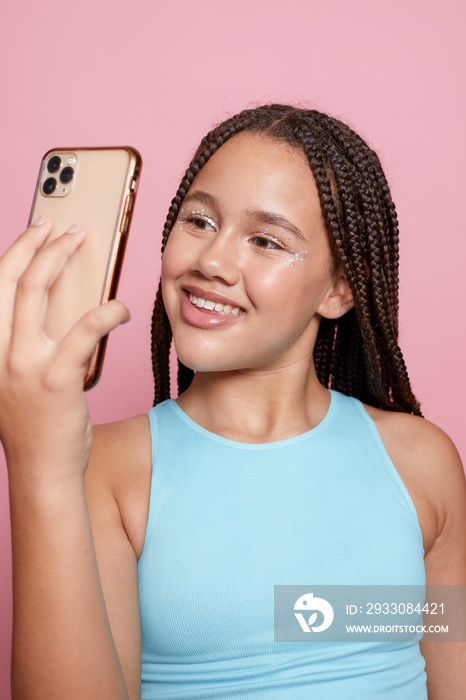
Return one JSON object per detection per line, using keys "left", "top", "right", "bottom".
{"left": 189, "top": 132, "right": 323, "bottom": 225}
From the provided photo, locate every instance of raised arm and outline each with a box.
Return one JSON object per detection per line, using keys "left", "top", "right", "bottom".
{"left": 1, "top": 219, "right": 136, "bottom": 699}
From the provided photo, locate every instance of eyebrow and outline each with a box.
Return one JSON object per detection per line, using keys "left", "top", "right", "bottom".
{"left": 182, "top": 190, "right": 306, "bottom": 241}
{"left": 183, "top": 191, "right": 218, "bottom": 209}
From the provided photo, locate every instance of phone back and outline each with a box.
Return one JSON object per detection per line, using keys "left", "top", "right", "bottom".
{"left": 28, "top": 147, "right": 141, "bottom": 386}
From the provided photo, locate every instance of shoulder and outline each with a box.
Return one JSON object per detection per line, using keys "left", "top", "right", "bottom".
{"left": 86, "top": 414, "right": 152, "bottom": 559}
{"left": 91, "top": 413, "right": 151, "bottom": 479}
{"left": 363, "top": 404, "right": 466, "bottom": 575}
{"left": 363, "top": 403, "right": 463, "bottom": 495}
{"left": 363, "top": 403, "right": 461, "bottom": 472}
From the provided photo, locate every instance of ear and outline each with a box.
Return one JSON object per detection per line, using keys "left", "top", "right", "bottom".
{"left": 317, "top": 272, "right": 354, "bottom": 320}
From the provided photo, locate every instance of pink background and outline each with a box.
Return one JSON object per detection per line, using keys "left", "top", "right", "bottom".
{"left": 1, "top": 0, "right": 465, "bottom": 694}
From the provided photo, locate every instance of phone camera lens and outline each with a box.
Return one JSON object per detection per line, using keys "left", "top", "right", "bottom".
{"left": 60, "top": 166, "right": 74, "bottom": 184}
{"left": 47, "top": 156, "right": 61, "bottom": 173}
{"left": 42, "top": 177, "right": 57, "bottom": 195}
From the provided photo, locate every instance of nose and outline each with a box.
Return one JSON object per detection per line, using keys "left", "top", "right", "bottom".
{"left": 190, "top": 230, "right": 240, "bottom": 285}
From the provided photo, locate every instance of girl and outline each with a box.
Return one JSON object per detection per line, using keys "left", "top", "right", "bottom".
{"left": 2, "top": 105, "right": 465, "bottom": 699}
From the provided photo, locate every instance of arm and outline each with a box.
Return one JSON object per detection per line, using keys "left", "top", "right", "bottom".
{"left": 371, "top": 407, "right": 466, "bottom": 699}
{"left": 9, "top": 462, "right": 134, "bottom": 699}
{"left": 1, "top": 220, "right": 134, "bottom": 698}
{"left": 374, "top": 406, "right": 466, "bottom": 700}
{"left": 417, "top": 426, "right": 466, "bottom": 700}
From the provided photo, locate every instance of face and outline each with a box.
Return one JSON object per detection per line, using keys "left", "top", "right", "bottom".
{"left": 162, "top": 132, "right": 350, "bottom": 374}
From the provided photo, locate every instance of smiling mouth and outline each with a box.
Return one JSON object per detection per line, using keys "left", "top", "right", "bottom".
{"left": 188, "top": 293, "right": 244, "bottom": 316}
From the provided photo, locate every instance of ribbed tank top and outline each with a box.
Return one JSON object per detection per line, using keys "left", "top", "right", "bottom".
{"left": 137, "top": 390, "right": 427, "bottom": 699}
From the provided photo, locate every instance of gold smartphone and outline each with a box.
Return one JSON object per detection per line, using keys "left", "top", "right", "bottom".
{"left": 28, "top": 147, "right": 142, "bottom": 389}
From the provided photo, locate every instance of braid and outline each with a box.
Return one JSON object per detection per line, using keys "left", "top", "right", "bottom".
{"left": 151, "top": 104, "right": 421, "bottom": 415}
{"left": 150, "top": 282, "right": 172, "bottom": 405}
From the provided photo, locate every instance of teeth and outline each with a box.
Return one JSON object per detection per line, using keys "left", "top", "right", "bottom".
{"left": 188, "top": 293, "right": 242, "bottom": 316}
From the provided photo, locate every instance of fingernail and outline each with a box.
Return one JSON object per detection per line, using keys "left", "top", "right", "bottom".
{"left": 66, "top": 225, "right": 82, "bottom": 234}
{"left": 32, "top": 216, "right": 47, "bottom": 226}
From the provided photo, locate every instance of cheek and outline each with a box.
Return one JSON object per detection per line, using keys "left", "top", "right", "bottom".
{"left": 249, "top": 258, "right": 325, "bottom": 305}
{"left": 160, "top": 236, "right": 185, "bottom": 318}
{"left": 162, "top": 232, "right": 190, "bottom": 282}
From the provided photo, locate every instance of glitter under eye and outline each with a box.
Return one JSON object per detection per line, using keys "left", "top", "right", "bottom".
{"left": 284, "top": 249, "right": 308, "bottom": 266}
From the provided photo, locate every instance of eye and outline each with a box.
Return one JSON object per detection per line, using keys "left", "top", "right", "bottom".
{"left": 182, "top": 215, "right": 217, "bottom": 232}
{"left": 251, "top": 233, "right": 285, "bottom": 250}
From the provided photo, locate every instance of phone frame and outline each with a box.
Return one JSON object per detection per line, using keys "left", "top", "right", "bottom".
{"left": 28, "top": 146, "right": 142, "bottom": 389}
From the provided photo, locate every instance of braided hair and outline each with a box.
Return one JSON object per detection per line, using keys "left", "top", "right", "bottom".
{"left": 151, "top": 104, "right": 421, "bottom": 415}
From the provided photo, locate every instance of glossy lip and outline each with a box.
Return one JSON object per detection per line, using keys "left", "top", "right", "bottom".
{"left": 180, "top": 289, "right": 245, "bottom": 329}
{"left": 183, "top": 284, "right": 246, "bottom": 311}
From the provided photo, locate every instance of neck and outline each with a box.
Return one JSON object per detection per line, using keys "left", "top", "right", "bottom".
{"left": 176, "top": 358, "right": 331, "bottom": 443}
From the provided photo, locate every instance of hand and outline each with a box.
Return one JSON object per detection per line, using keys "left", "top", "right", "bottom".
{"left": 0, "top": 217, "right": 130, "bottom": 485}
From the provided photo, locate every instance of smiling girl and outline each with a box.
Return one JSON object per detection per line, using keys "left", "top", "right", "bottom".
{"left": 2, "top": 105, "right": 465, "bottom": 699}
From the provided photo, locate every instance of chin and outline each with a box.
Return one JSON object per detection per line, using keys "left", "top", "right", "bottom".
{"left": 176, "top": 355, "right": 237, "bottom": 374}
{"left": 172, "top": 341, "right": 231, "bottom": 374}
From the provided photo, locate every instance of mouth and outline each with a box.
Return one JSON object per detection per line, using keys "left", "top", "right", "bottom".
{"left": 179, "top": 287, "right": 245, "bottom": 329}
{"left": 188, "top": 292, "right": 243, "bottom": 317}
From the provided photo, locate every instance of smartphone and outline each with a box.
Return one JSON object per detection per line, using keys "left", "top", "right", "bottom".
{"left": 28, "top": 146, "right": 142, "bottom": 389}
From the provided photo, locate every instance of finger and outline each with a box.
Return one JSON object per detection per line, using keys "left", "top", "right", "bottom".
{"left": 0, "top": 217, "right": 52, "bottom": 276}
{"left": 0, "top": 218, "right": 52, "bottom": 338}
{"left": 10, "top": 227, "right": 86, "bottom": 350}
{"left": 51, "top": 300, "right": 131, "bottom": 385}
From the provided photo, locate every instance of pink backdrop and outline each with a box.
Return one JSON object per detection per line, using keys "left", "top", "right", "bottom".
{"left": 1, "top": 0, "right": 465, "bottom": 695}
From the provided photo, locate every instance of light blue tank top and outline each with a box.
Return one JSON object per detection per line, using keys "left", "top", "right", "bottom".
{"left": 137, "top": 390, "right": 427, "bottom": 699}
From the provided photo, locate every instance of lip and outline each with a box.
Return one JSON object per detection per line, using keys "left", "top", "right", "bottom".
{"left": 182, "top": 285, "right": 245, "bottom": 311}
{"left": 180, "top": 289, "right": 245, "bottom": 329}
